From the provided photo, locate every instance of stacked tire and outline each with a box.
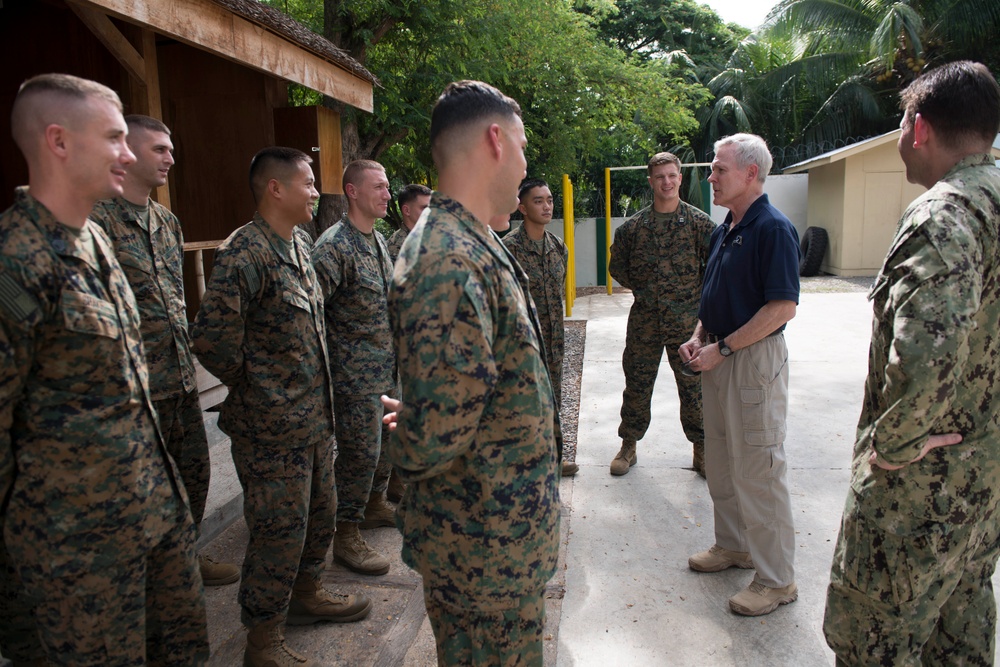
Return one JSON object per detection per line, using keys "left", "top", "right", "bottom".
{"left": 799, "top": 226, "right": 828, "bottom": 277}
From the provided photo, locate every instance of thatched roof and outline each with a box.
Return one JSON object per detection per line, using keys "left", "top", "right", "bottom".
{"left": 209, "top": 0, "right": 379, "bottom": 86}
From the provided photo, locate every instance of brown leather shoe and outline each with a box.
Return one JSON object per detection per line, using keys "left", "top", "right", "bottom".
{"left": 688, "top": 545, "right": 754, "bottom": 573}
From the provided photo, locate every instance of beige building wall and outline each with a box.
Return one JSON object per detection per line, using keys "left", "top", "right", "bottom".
{"left": 805, "top": 141, "right": 925, "bottom": 276}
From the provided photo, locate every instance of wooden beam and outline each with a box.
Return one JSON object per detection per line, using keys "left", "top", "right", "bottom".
{"left": 67, "top": 1, "right": 146, "bottom": 83}
{"left": 139, "top": 29, "right": 172, "bottom": 209}
{"left": 76, "top": 0, "right": 374, "bottom": 112}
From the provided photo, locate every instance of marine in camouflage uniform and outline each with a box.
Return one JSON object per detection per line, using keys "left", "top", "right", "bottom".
{"left": 313, "top": 201, "right": 397, "bottom": 575}
{"left": 386, "top": 77, "right": 558, "bottom": 667}
{"left": 502, "top": 223, "right": 566, "bottom": 436}
{"left": 191, "top": 151, "right": 372, "bottom": 667}
{"left": 0, "top": 74, "right": 207, "bottom": 666}
{"left": 387, "top": 184, "right": 431, "bottom": 264}
{"left": 391, "top": 190, "right": 560, "bottom": 666}
{"left": 502, "top": 179, "right": 572, "bottom": 477}
{"left": 191, "top": 214, "right": 339, "bottom": 622}
{"left": 1, "top": 188, "right": 208, "bottom": 665}
{"left": 824, "top": 62, "right": 1000, "bottom": 666}
{"left": 609, "top": 168, "right": 715, "bottom": 476}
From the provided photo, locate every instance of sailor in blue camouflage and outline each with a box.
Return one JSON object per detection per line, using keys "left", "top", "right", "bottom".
{"left": 609, "top": 152, "right": 715, "bottom": 477}
{"left": 0, "top": 74, "right": 207, "bottom": 665}
{"left": 388, "top": 80, "right": 559, "bottom": 666}
{"left": 191, "top": 148, "right": 370, "bottom": 665}
{"left": 823, "top": 62, "right": 1000, "bottom": 666}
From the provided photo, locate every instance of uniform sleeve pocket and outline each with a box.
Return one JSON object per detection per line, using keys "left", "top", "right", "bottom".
{"left": 61, "top": 290, "right": 121, "bottom": 339}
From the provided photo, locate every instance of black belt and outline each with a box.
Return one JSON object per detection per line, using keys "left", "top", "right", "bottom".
{"left": 705, "top": 330, "right": 782, "bottom": 344}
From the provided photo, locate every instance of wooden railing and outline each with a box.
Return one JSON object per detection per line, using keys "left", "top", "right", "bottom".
{"left": 182, "top": 239, "right": 224, "bottom": 300}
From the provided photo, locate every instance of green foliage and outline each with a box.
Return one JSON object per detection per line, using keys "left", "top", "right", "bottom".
{"left": 262, "top": 0, "right": 713, "bottom": 213}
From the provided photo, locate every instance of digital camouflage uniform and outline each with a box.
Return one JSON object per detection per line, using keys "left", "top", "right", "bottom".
{"left": 389, "top": 193, "right": 560, "bottom": 665}
{"left": 191, "top": 215, "right": 335, "bottom": 628}
{"left": 609, "top": 201, "right": 715, "bottom": 456}
{"left": 312, "top": 218, "right": 396, "bottom": 523}
{"left": 0, "top": 188, "right": 208, "bottom": 665}
{"left": 90, "top": 197, "right": 210, "bottom": 525}
{"left": 386, "top": 226, "right": 408, "bottom": 263}
{"left": 824, "top": 154, "right": 1000, "bottom": 666}
{"left": 502, "top": 224, "right": 568, "bottom": 459}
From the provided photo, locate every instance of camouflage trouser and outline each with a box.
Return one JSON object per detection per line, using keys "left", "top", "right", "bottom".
{"left": 824, "top": 491, "right": 1000, "bottom": 666}
{"left": 334, "top": 393, "right": 391, "bottom": 523}
{"left": 618, "top": 315, "right": 703, "bottom": 448}
{"left": 154, "top": 389, "right": 210, "bottom": 525}
{"left": 231, "top": 435, "right": 336, "bottom": 628}
{"left": 424, "top": 586, "right": 545, "bottom": 667}
{"left": 547, "top": 341, "right": 565, "bottom": 460}
{"left": 0, "top": 535, "right": 43, "bottom": 662}
{"left": 9, "top": 493, "right": 208, "bottom": 666}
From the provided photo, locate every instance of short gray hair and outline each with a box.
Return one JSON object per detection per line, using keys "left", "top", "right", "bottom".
{"left": 714, "top": 134, "right": 772, "bottom": 183}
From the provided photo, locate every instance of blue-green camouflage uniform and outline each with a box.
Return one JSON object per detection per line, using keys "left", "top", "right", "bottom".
{"left": 824, "top": 154, "right": 1000, "bottom": 666}
{"left": 191, "top": 214, "right": 335, "bottom": 628}
{"left": 90, "top": 197, "right": 210, "bottom": 526}
{"left": 312, "top": 217, "right": 396, "bottom": 523}
{"left": 389, "top": 193, "right": 560, "bottom": 665}
{"left": 610, "top": 201, "right": 715, "bottom": 455}
{"left": 502, "top": 224, "right": 568, "bottom": 460}
{"left": 0, "top": 187, "right": 208, "bottom": 665}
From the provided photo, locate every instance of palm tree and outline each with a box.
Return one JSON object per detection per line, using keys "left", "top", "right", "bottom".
{"left": 700, "top": 0, "right": 1000, "bottom": 168}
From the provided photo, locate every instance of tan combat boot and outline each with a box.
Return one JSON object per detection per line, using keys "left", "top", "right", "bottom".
{"left": 610, "top": 440, "right": 637, "bottom": 476}
{"left": 198, "top": 554, "right": 240, "bottom": 586}
{"left": 244, "top": 618, "right": 318, "bottom": 667}
{"left": 287, "top": 577, "right": 373, "bottom": 625}
{"left": 561, "top": 460, "right": 580, "bottom": 477}
{"left": 359, "top": 492, "right": 397, "bottom": 530}
{"left": 333, "top": 522, "right": 390, "bottom": 575}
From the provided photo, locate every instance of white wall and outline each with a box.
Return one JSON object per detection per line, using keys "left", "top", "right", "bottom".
{"left": 538, "top": 174, "right": 810, "bottom": 288}
{"left": 708, "top": 173, "right": 809, "bottom": 238}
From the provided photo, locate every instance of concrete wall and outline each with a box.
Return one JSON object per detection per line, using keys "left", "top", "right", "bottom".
{"left": 708, "top": 174, "right": 809, "bottom": 238}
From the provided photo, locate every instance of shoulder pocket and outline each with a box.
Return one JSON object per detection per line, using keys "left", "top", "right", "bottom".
{"left": 61, "top": 290, "right": 120, "bottom": 339}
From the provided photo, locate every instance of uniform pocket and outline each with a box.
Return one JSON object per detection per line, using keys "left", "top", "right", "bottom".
{"left": 281, "top": 288, "right": 311, "bottom": 312}
{"left": 61, "top": 290, "right": 121, "bottom": 339}
{"left": 740, "top": 387, "right": 784, "bottom": 446}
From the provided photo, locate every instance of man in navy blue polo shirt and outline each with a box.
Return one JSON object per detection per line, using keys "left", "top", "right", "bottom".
{"left": 679, "top": 133, "right": 800, "bottom": 617}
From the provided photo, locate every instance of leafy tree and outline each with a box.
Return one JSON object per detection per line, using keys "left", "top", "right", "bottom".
{"left": 264, "top": 0, "right": 711, "bottom": 224}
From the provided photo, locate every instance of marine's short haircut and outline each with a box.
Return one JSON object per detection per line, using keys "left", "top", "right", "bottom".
{"left": 647, "top": 152, "right": 681, "bottom": 175}
{"left": 397, "top": 183, "right": 432, "bottom": 208}
{"left": 518, "top": 178, "right": 550, "bottom": 200}
{"left": 429, "top": 80, "right": 522, "bottom": 163}
{"left": 125, "top": 114, "right": 170, "bottom": 136}
{"left": 11, "top": 73, "right": 122, "bottom": 156}
{"left": 249, "top": 146, "right": 311, "bottom": 204}
{"left": 342, "top": 159, "right": 385, "bottom": 193}
{"left": 714, "top": 134, "right": 773, "bottom": 183}
{"left": 900, "top": 60, "right": 1000, "bottom": 148}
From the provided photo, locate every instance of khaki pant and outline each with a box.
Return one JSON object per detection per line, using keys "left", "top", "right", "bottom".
{"left": 702, "top": 333, "right": 795, "bottom": 587}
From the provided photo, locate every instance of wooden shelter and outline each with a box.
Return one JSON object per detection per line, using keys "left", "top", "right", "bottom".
{"left": 0, "top": 0, "right": 376, "bottom": 303}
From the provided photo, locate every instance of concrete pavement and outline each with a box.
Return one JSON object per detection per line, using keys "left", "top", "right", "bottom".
{"left": 201, "top": 289, "right": 1000, "bottom": 665}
